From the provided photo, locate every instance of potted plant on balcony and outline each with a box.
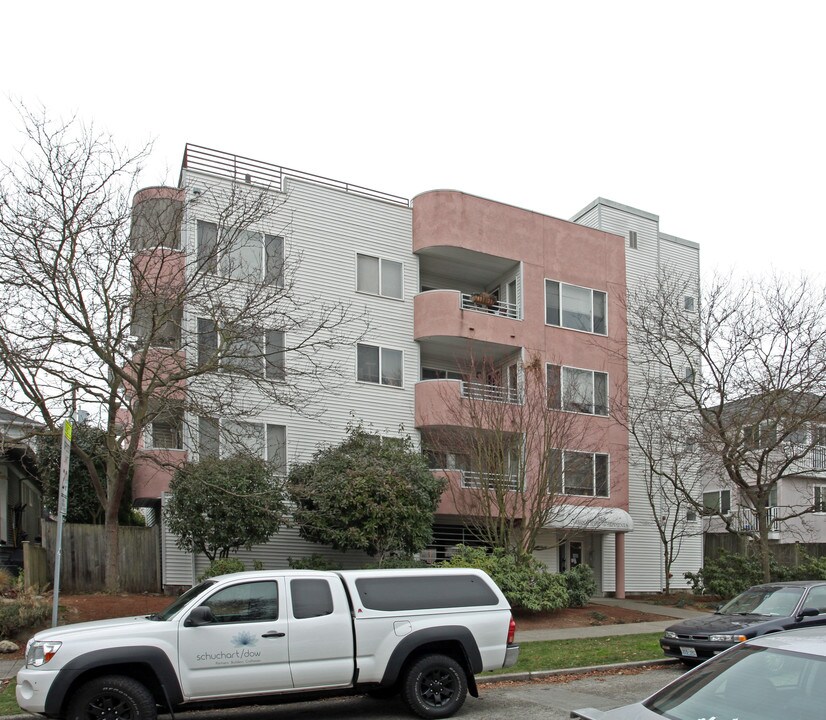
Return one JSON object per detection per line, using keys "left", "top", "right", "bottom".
{"left": 471, "top": 291, "right": 496, "bottom": 308}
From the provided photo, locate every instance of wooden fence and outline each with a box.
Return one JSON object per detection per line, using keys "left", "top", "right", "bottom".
{"left": 705, "top": 533, "right": 826, "bottom": 565}
{"left": 40, "top": 521, "right": 161, "bottom": 593}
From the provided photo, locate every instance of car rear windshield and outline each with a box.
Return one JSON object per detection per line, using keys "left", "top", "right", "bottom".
{"left": 354, "top": 575, "right": 499, "bottom": 611}
{"left": 719, "top": 586, "right": 804, "bottom": 616}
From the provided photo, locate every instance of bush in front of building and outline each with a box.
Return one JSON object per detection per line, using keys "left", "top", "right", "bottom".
{"left": 0, "top": 591, "right": 51, "bottom": 640}
{"left": 563, "top": 563, "right": 598, "bottom": 607}
{"left": 198, "top": 558, "right": 247, "bottom": 581}
{"left": 685, "top": 550, "right": 826, "bottom": 598}
{"left": 439, "top": 545, "right": 569, "bottom": 612}
{"left": 288, "top": 554, "right": 343, "bottom": 571}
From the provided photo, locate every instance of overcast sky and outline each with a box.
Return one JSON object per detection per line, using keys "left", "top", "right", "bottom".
{"left": 2, "top": 1, "right": 823, "bottom": 279}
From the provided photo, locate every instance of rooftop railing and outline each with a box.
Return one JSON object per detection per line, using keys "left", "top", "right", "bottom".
{"left": 180, "top": 144, "right": 410, "bottom": 207}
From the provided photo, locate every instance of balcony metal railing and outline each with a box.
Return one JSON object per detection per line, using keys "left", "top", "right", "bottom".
{"left": 461, "top": 381, "right": 520, "bottom": 404}
{"left": 181, "top": 144, "right": 410, "bottom": 207}
{"left": 461, "top": 470, "right": 520, "bottom": 491}
{"left": 460, "top": 293, "right": 519, "bottom": 319}
{"left": 733, "top": 506, "right": 780, "bottom": 533}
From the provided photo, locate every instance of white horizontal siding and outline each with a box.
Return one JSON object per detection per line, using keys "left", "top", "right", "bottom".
{"left": 573, "top": 200, "right": 703, "bottom": 593}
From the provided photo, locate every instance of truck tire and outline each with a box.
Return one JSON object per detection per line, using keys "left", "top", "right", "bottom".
{"left": 401, "top": 653, "right": 468, "bottom": 719}
{"left": 66, "top": 675, "right": 157, "bottom": 720}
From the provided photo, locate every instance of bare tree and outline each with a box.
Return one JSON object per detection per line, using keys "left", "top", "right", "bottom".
{"left": 422, "top": 353, "right": 615, "bottom": 560}
{"left": 627, "top": 269, "right": 826, "bottom": 581}
{"left": 623, "top": 377, "right": 703, "bottom": 593}
{"left": 0, "top": 105, "right": 366, "bottom": 590}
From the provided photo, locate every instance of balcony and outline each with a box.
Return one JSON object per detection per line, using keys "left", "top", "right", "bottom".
{"left": 415, "top": 379, "right": 521, "bottom": 430}
{"left": 461, "top": 470, "right": 520, "bottom": 491}
{"left": 732, "top": 506, "right": 781, "bottom": 538}
{"left": 414, "top": 290, "right": 523, "bottom": 352}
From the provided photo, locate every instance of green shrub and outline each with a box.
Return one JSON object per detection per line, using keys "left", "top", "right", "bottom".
{"left": 363, "top": 555, "right": 431, "bottom": 569}
{"left": 198, "top": 558, "right": 246, "bottom": 581}
{"left": 0, "top": 593, "right": 51, "bottom": 639}
{"left": 287, "top": 554, "right": 342, "bottom": 571}
{"left": 563, "top": 564, "right": 597, "bottom": 607}
{"left": 439, "top": 545, "right": 569, "bottom": 612}
{"left": 684, "top": 550, "right": 818, "bottom": 598}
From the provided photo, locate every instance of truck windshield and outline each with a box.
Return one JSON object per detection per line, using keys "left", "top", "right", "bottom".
{"left": 149, "top": 580, "right": 216, "bottom": 621}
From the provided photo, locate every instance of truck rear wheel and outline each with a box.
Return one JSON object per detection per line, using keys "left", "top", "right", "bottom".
{"left": 66, "top": 675, "right": 157, "bottom": 720}
{"left": 401, "top": 653, "right": 468, "bottom": 719}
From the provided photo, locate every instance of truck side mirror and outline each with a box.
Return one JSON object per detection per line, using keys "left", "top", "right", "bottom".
{"left": 185, "top": 605, "right": 216, "bottom": 627}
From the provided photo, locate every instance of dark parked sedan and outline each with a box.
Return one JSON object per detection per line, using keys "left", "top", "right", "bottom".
{"left": 660, "top": 580, "right": 826, "bottom": 663}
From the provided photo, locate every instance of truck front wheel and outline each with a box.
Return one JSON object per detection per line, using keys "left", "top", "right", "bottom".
{"left": 401, "top": 653, "right": 468, "bottom": 719}
{"left": 66, "top": 675, "right": 157, "bottom": 720}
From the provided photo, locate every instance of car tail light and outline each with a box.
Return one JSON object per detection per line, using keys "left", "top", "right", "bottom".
{"left": 507, "top": 615, "right": 516, "bottom": 644}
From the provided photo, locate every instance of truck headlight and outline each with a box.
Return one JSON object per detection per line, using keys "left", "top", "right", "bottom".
{"left": 26, "top": 640, "right": 62, "bottom": 667}
{"left": 708, "top": 634, "right": 746, "bottom": 643}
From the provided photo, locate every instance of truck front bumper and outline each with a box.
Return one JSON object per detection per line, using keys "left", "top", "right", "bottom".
{"left": 16, "top": 668, "right": 57, "bottom": 715}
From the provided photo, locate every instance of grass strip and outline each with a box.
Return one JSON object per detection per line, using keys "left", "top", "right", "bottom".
{"left": 484, "top": 632, "right": 665, "bottom": 675}
{"left": 0, "top": 679, "right": 20, "bottom": 717}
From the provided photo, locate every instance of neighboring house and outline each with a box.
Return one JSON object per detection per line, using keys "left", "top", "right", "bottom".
{"left": 129, "top": 145, "right": 702, "bottom": 594}
{"left": 703, "top": 393, "right": 826, "bottom": 544}
{"left": 0, "top": 408, "right": 43, "bottom": 568}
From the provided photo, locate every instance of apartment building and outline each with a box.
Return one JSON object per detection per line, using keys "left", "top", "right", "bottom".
{"left": 130, "top": 145, "right": 702, "bottom": 593}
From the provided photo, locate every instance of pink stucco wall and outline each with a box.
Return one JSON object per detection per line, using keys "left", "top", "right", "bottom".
{"left": 413, "top": 190, "right": 629, "bottom": 512}
{"left": 133, "top": 449, "right": 185, "bottom": 503}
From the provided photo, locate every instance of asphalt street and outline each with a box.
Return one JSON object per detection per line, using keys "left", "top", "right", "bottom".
{"left": 163, "top": 666, "right": 686, "bottom": 720}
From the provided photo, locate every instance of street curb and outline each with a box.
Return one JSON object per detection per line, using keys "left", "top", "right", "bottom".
{"left": 477, "top": 657, "right": 680, "bottom": 684}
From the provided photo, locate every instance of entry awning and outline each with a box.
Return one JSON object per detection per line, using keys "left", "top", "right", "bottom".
{"left": 544, "top": 505, "right": 634, "bottom": 532}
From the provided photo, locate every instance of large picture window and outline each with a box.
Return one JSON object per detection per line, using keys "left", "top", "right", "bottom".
{"left": 200, "top": 419, "right": 287, "bottom": 473}
{"left": 547, "top": 364, "right": 608, "bottom": 415}
{"left": 197, "top": 319, "right": 285, "bottom": 379}
{"left": 357, "top": 254, "right": 402, "bottom": 299}
{"left": 357, "top": 343, "right": 403, "bottom": 387}
{"left": 545, "top": 279, "right": 607, "bottom": 335}
{"left": 551, "top": 450, "right": 609, "bottom": 497}
{"left": 197, "top": 220, "right": 284, "bottom": 285}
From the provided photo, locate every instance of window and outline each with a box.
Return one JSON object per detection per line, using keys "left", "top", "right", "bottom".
{"left": 815, "top": 425, "right": 826, "bottom": 446}
{"left": 422, "top": 367, "right": 463, "bottom": 381}
{"left": 743, "top": 422, "right": 778, "bottom": 449}
{"left": 197, "top": 319, "right": 285, "bottom": 379}
{"left": 683, "top": 365, "right": 696, "bottom": 384}
{"left": 202, "top": 581, "right": 278, "bottom": 624}
{"left": 354, "top": 575, "right": 499, "bottom": 611}
{"left": 551, "top": 450, "right": 609, "bottom": 497}
{"left": 684, "top": 295, "right": 695, "bottom": 311}
{"left": 357, "top": 254, "right": 402, "bottom": 299}
{"left": 291, "top": 579, "right": 334, "bottom": 619}
{"left": 703, "top": 489, "right": 731, "bottom": 515}
{"left": 196, "top": 220, "right": 284, "bottom": 285}
{"left": 132, "top": 301, "right": 182, "bottom": 348}
{"left": 149, "top": 404, "right": 183, "bottom": 450}
{"left": 628, "top": 230, "right": 638, "bottom": 249}
{"left": 203, "top": 420, "right": 287, "bottom": 470}
{"left": 547, "top": 364, "right": 608, "bottom": 416}
{"left": 545, "top": 280, "right": 607, "bottom": 335}
{"left": 815, "top": 486, "right": 826, "bottom": 513}
{"left": 788, "top": 424, "right": 808, "bottom": 444}
{"left": 357, "top": 344, "right": 402, "bottom": 387}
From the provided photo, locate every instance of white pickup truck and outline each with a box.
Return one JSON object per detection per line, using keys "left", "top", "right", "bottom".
{"left": 17, "top": 568, "right": 519, "bottom": 719}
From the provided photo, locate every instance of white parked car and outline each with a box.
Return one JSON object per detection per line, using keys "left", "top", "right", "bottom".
{"left": 17, "top": 568, "right": 518, "bottom": 720}
{"left": 572, "top": 625, "right": 826, "bottom": 720}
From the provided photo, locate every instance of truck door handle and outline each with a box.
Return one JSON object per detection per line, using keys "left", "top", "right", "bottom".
{"left": 261, "top": 631, "right": 286, "bottom": 638}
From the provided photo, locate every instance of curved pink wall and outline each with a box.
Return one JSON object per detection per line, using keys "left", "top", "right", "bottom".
{"left": 413, "top": 190, "right": 629, "bottom": 512}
